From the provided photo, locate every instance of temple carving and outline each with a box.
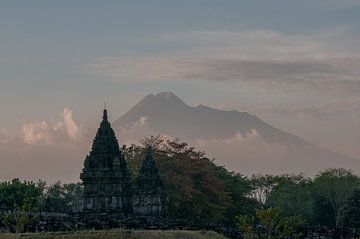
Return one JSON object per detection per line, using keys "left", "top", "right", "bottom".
{"left": 80, "top": 109, "right": 167, "bottom": 225}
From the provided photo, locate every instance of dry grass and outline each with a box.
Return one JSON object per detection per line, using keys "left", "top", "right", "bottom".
{"left": 0, "top": 229, "right": 228, "bottom": 239}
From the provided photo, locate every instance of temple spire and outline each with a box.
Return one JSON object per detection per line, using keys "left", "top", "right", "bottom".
{"left": 103, "top": 107, "right": 108, "bottom": 121}
{"left": 145, "top": 146, "right": 153, "bottom": 162}
{"left": 139, "top": 146, "right": 158, "bottom": 175}
{"left": 81, "top": 107, "right": 132, "bottom": 218}
{"left": 133, "top": 145, "right": 168, "bottom": 216}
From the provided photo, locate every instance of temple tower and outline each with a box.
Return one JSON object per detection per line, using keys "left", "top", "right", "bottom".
{"left": 80, "top": 109, "right": 132, "bottom": 221}
{"left": 133, "top": 147, "right": 168, "bottom": 217}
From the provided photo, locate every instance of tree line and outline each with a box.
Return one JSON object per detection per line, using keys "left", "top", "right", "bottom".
{"left": 0, "top": 136, "right": 360, "bottom": 237}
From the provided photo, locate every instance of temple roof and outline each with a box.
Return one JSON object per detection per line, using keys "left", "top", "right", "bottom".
{"left": 136, "top": 146, "right": 165, "bottom": 192}
{"left": 139, "top": 146, "right": 159, "bottom": 176}
{"left": 91, "top": 109, "right": 121, "bottom": 155}
{"left": 81, "top": 108, "right": 130, "bottom": 179}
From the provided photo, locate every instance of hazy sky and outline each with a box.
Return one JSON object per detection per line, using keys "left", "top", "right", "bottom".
{"left": 1, "top": 1, "right": 360, "bottom": 181}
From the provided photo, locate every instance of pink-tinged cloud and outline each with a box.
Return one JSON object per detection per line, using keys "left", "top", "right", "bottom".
{"left": 0, "top": 128, "right": 9, "bottom": 144}
{"left": 22, "top": 108, "right": 84, "bottom": 145}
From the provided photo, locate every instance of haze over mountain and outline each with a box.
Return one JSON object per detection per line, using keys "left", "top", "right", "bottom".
{"left": 1, "top": 1, "right": 360, "bottom": 183}
{"left": 113, "top": 92, "right": 360, "bottom": 176}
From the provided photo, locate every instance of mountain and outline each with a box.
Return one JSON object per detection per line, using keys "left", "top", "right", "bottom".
{"left": 113, "top": 91, "right": 360, "bottom": 176}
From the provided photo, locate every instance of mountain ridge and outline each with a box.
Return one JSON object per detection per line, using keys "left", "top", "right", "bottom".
{"left": 114, "top": 92, "right": 310, "bottom": 148}
{"left": 113, "top": 91, "right": 360, "bottom": 175}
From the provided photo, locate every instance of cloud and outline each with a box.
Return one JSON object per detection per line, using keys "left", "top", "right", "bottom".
{"left": 194, "top": 129, "right": 288, "bottom": 162}
{"left": 22, "top": 121, "right": 54, "bottom": 145}
{"left": 22, "top": 108, "right": 84, "bottom": 145}
{"left": 240, "top": 97, "right": 360, "bottom": 160}
{"left": 116, "top": 116, "right": 158, "bottom": 145}
{"left": 0, "top": 108, "right": 92, "bottom": 182}
{"left": 88, "top": 57, "right": 360, "bottom": 94}
{"left": 196, "top": 129, "right": 261, "bottom": 147}
{"left": 245, "top": 96, "right": 360, "bottom": 124}
{"left": 322, "top": 0, "right": 360, "bottom": 8}
{"left": 0, "top": 128, "right": 9, "bottom": 144}
{"left": 61, "top": 108, "right": 83, "bottom": 141}
{"left": 87, "top": 30, "right": 360, "bottom": 92}
{"left": 139, "top": 116, "right": 148, "bottom": 126}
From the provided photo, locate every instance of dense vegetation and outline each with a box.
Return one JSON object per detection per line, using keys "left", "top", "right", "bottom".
{"left": 1, "top": 136, "right": 360, "bottom": 237}
{"left": 0, "top": 229, "right": 227, "bottom": 239}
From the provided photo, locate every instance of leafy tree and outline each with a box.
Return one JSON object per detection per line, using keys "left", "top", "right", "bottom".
{"left": 62, "top": 182, "right": 83, "bottom": 212}
{"left": 2, "top": 202, "right": 38, "bottom": 233}
{"left": 237, "top": 208, "right": 304, "bottom": 239}
{"left": 257, "top": 208, "right": 304, "bottom": 239}
{"left": 266, "top": 174, "right": 314, "bottom": 223}
{"left": 311, "top": 168, "right": 360, "bottom": 228}
{"left": 0, "top": 178, "right": 42, "bottom": 210}
{"left": 42, "top": 182, "right": 83, "bottom": 212}
{"left": 237, "top": 214, "right": 256, "bottom": 239}
{"left": 337, "top": 188, "right": 360, "bottom": 231}
{"left": 43, "top": 181, "right": 63, "bottom": 212}
{"left": 213, "top": 165, "right": 256, "bottom": 226}
{"left": 250, "top": 174, "right": 277, "bottom": 205}
{"left": 0, "top": 178, "right": 42, "bottom": 232}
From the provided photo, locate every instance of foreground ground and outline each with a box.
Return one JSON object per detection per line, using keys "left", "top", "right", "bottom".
{"left": 0, "top": 230, "right": 228, "bottom": 239}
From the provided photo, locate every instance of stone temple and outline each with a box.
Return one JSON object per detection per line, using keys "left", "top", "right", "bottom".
{"left": 80, "top": 109, "right": 167, "bottom": 226}
{"left": 133, "top": 146, "right": 168, "bottom": 216}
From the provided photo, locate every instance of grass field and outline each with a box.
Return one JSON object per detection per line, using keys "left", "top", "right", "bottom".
{"left": 0, "top": 230, "right": 228, "bottom": 239}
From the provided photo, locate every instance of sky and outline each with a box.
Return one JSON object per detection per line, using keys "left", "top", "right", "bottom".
{"left": 1, "top": 1, "right": 360, "bottom": 181}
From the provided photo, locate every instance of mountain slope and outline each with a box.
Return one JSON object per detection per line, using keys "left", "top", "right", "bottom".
{"left": 113, "top": 92, "right": 360, "bottom": 176}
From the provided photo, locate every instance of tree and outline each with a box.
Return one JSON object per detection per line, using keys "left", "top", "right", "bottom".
{"left": 213, "top": 165, "right": 256, "bottom": 226}
{"left": 237, "top": 214, "right": 256, "bottom": 239}
{"left": 43, "top": 181, "right": 64, "bottom": 212}
{"left": 311, "top": 168, "right": 360, "bottom": 228}
{"left": 42, "top": 182, "right": 83, "bottom": 212}
{"left": 237, "top": 208, "right": 304, "bottom": 239}
{"left": 0, "top": 178, "right": 42, "bottom": 232}
{"left": 266, "top": 174, "right": 314, "bottom": 223}
{"left": 250, "top": 174, "right": 277, "bottom": 205}
{"left": 62, "top": 183, "right": 83, "bottom": 212}
{"left": 337, "top": 188, "right": 360, "bottom": 231}
{"left": 2, "top": 202, "right": 38, "bottom": 233}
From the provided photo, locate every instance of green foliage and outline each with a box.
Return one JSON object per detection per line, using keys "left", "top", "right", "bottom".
{"left": 212, "top": 166, "right": 256, "bottom": 225}
{"left": 266, "top": 174, "right": 314, "bottom": 223}
{"left": 2, "top": 202, "right": 38, "bottom": 233}
{"left": 42, "top": 182, "right": 83, "bottom": 212}
{"left": 0, "top": 179, "right": 83, "bottom": 232}
{"left": 337, "top": 188, "right": 360, "bottom": 230}
{"left": 256, "top": 208, "right": 303, "bottom": 238}
{"left": 311, "top": 168, "right": 360, "bottom": 228}
{"left": 250, "top": 174, "right": 277, "bottom": 205}
{"left": 237, "top": 208, "right": 304, "bottom": 239}
{"left": 0, "top": 178, "right": 42, "bottom": 210}
{"left": 236, "top": 215, "right": 256, "bottom": 239}
{"left": 0, "top": 179, "right": 42, "bottom": 232}
{"left": 0, "top": 229, "right": 227, "bottom": 239}
{"left": 249, "top": 168, "right": 360, "bottom": 230}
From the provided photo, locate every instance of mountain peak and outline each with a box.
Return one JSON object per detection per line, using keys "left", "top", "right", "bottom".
{"left": 153, "top": 91, "right": 187, "bottom": 105}
{"left": 137, "top": 91, "right": 187, "bottom": 107}
{"left": 125, "top": 91, "right": 188, "bottom": 116}
{"left": 155, "top": 91, "right": 177, "bottom": 99}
